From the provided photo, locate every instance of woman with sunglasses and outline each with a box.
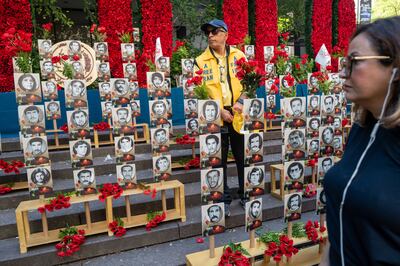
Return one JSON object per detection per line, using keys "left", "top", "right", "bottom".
{"left": 321, "top": 16, "right": 400, "bottom": 266}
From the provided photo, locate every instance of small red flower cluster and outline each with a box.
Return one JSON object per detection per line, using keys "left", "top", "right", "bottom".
{"left": 264, "top": 112, "right": 276, "bottom": 120}
{"left": 175, "top": 134, "right": 196, "bottom": 145}
{"left": 0, "top": 159, "right": 25, "bottom": 174}
{"left": 0, "top": 185, "right": 12, "bottom": 194}
{"left": 98, "top": 183, "right": 123, "bottom": 201}
{"left": 283, "top": 74, "right": 295, "bottom": 87}
{"left": 109, "top": 219, "right": 126, "bottom": 237}
{"left": 311, "top": 71, "right": 329, "bottom": 82}
{"left": 173, "top": 40, "right": 186, "bottom": 53}
{"left": 145, "top": 211, "right": 166, "bottom": 231}
{"left": 42, "top": 23, "right": 53, "bottom": 32}
{"left": 264, "top": 235, "right": 298, "bottom": 262}
{"left": 270, "top": 49, "right": 289, "bottom": 65}
{"left": 218, "top": 247, "right": 250, "bottom": 266}
{"left": 304, "top": 220, "right": 327, "bottom": 243}
{"left": 93, "top": 121, "right": 111, "bottom": 131}
{"left": 186, "top": 70, "right": 204, "bottom": 87}
{"left": 143, "top": 187, "right": 157, "bottom": 199}
{"left": 37, "top": 194, "right": 71, "bottom": 213}
{"left": 55, "top": 229, "right": 85, "bottom": 257}
{"left": 90, "top": 24, "right": 106, "bottom": 34}
{"left": 184, "top": 157, "right": 200, "bottom": 170}
{"left": 303, "top": 183, "right": 317, "bottom": 198}
{"left": 1, "top": 28, "right": 33, "bottom": 56}
{"left": 60, "top": 123, "right": 68, "bottom": 133}
{"left": 342, "top": 118, "right": 349, "bottom": 127}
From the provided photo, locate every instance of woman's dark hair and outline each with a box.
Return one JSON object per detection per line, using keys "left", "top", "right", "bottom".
{"left": 351, "top": 16, "right": 400, "bottom": 128}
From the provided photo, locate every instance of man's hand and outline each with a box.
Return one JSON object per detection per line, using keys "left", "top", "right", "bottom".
{"left": 233, "top": 102, "right": 243, "bottom": 114}
{"left": 221, "top": 109, "right": 233, "bottom": 123}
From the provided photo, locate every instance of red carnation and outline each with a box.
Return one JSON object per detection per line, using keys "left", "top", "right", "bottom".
{"left": 42, "top": 23, "right": 53, "bottom": 32}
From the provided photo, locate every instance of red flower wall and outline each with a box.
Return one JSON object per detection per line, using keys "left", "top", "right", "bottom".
{"left": 0, "top": 0, "right": 32, "bottom": 92}
{"left": 311, "top": 0, "right": 333, "bottom": 56}
{"left": 337, "top": 0, "right": 356, "bottom": 53}
{"left": 98, "top": 0, "right": 133, "bottom": 78}
{"left": 255, "top": 0, "right": 278, "bottom": 66}
{"left": 223, "top": 0, "right": 249, "bottom": 45}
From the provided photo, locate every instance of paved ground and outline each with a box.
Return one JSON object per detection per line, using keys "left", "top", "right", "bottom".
{"left": 64, "top": 211, "right": 319, "bottom": 266}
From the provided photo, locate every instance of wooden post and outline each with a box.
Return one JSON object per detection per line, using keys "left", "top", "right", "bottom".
{"left": 22, "top": 211, "right": 30, "bottom": 238}
{"left": 312, "top": 165, "right": 316, "bottom": 185}
{"left": 84, "top": 202, "right": 92, "bottom": 230}
{"left": 249, "top": 196, "right": 255, "bottom": 249}
{"left": 133, "top": 117, "right": 138, "bottom": 140}
{"left": 287, "top": 222, "right": 293, "bottom": 239}
{"left": 16, "top": 210, "right": 27, "bottom": 253}
{"left": 105, "top": 197, "right": 114, "bottom": 236}
{"left": 125, "top": 196, "right": 131, "bottom": 223}
{"left": 192, "top": 142, "right": 196, "bottom": 159}
{"left": 41, "top": 212, "right": 49, "bottom": 238}
{"left": 319, "top": 213, "right": 326, "bottom": 253}
{"left": 93, "top": 129, "right": 99, "bottom": 148}
{"left": 108, "top": 118, "right": 113, "bottom": 143}
{"left": 53, "top": 119, "right": 59, "bottom": 147}
{"left": 209, "top": 235, "right": 215, "bottom": 258}
{"left": 161, "top": 181, "right": 167, "bottom": 213}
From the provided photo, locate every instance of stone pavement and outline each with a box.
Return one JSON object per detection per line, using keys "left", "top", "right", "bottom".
{"left": 64, "top": 211, "right": 319, "bottom": 266}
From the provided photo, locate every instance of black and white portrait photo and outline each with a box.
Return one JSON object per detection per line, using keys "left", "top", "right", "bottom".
{"left": 243, "top": 98, "right": 264, "bottom": 131}
{"left": 201, "top": 202, "right": 225, "bottom": 237}
{"left": 316, "top": 188, "right": 326, "bottom": 214}
{"left": 244, "top": 166, "right": 265, "bottom": 198}
{"left": 130, "top": 99, "right": 141, "bottom": 117}
{"left": 244, "top": 45, "right": 255, "bottom": 60}
{"left": 14, "top": 73, "right": 42, "bottom": 104}
{"left": 186, "top": 118, "right": 199, "bottom": 136}
{"left": 152, "top": 154, "right": 172, "bottom": 182}
{"left": 264, "top": 46, "right": 274, "bottom": 62}
{"left": 320, "top": 126, "right": 334, "bottom": 146}
{"left": 307, "top": 95, "right": 320, "bottom": 116}
{"left": 184, "top": 99, "right": 198, "bottom": 119}
{"left": 101, "top": 101, "right": 113, "bottom": 119}
{"left": 321, "top": 95, "right": 335, "bottom": 115}
{"left": 73, "top": 168, "right": 97, "bottom": 195}
{"left": 245, "top": 199, "right": 262, "bottom": 232}
{"left": 115, "top": 136, "right": 135, "bottom": 163}
{"left": 67, "top": 108, "right": 90, "bottom": 139}
{"left": 129, "top": 81, "right": 140, "bottom": 98}
{"left": 18, "top": 105, "right": 46, "bottom": 135}
{"left": 99, "top": 81, "right": 112, "bottom": 100}
{"left": 151, "top": 128, "right": 169, "bottom": 154}
{"left": 116, "top": 163, "right": 137, "bottom": 188}
{"left": 308, "top": 73, "right": 320, "bottom": 93}
{"left": 244, "top": 132, "right": 263, "bottom": 164}
{"left": 38, "top": 39, "right": 52, "bottom": 57}
{"left": 198, "top": 99, "right": 221, "bottom": 134}
{"left": 94, "top": 42, "right": 109, "bottom": 60}
{"left": 40, "top": 60, "right": 55, "bottom": 79}
{"left": 112, "top": 78, "right": 130, "bottom": 104}
{"left": 149, "top": 99, "right": 168, "bottom": 127}
{"left": 27, "top": 166, "right": 53, "bottom": 197}
{"left": 121, "top": 43, "right": 135, "bottom": 61}
{"left": 285, "top": 128, "right": 306, "bottom": 151}
{"left": 266, "top": 94, "right": 276, "bottom": 110}
{"left": 41, "top": 80, "right": 58, "bottom": 101}
{"left": 284, "top": 161, "right": 305, "bottom": 190}
{"left": 23, "top": 136, "right": 49, "bottom": 166}
{"left": 64, "top": 79, "right": 88, "bottom": 109}
{"left": 201, "top": 168, "right": 224, "bottom": 203}
{"left": 112, "top": 107, "right": 132, "bottom": 129}
{"left": 318, "top": 156, "right": 334, "bottom": 185}
{"left": 181, "top": 58, "right": 194, "bottom": 76}
{"left": 156, "top": 56, "right": 170, "bottom": 75}
{"left": 265, "top": 63, "right": 275, "bottom": 76}
{"left": 200, "top": 133, "right": 222, "bottom": 168}
{"left": 284, "top": 192, "right": 302, "bottom": 222}
{"left": 68, "top": 40, "right": 82, "bottom": 55}
{"left": 97, "top": 62, "right": 111, "bottom": 81}
{"left": 146, "top": 72, "right": 165, "bottom": 97}
{"left": 307, "top": 139, "right": 320, "bottom": 158}
{"left": 123, "top": 63, "right": 137, "bottom": 81}
{"left": 69, "top": 139, "right": 93, "bottom": 168}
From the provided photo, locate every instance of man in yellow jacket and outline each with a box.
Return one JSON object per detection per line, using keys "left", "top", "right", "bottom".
{"left": 195, "top": 19, "right": 247, "bottom": 216}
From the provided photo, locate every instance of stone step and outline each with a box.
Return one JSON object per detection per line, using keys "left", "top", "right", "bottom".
{"left": 0, "top": 193, "right": 317, "bottom": 266}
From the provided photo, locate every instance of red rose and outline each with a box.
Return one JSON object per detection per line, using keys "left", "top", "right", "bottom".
{"left": 72, "top": 54, "right": 80, "bottom": 61}
{"left": 42, "top": 23, "right": 53, "bottom": 32}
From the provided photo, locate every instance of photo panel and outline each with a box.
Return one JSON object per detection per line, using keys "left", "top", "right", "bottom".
{"left": 319, "top": 126, "right": 334, "bottom": 156}
{"left": 27, "top": 165, "right": 53, "bottom": 197}
{"left": 186, "top": 118, "right": 199, "bottom": 137}
{"left": 184, "top": 99, "right": 198, "bottom": 119}
{"left": 73, "top": 168, "right": 97, "bottom": 195}
{"left": 129, "top": 81, "right": 140, "bottom": 99}
{"left": 279, "top": 75, "right": 296, "bottom": 93}
{"left": 245, "top": 198, "right": 263, "bottom": 232}
{"left": 244, "top": 165, "right": 265, "bottom": 198}
{"left": 182, "top": 77, "right": 196, "bottom": 98}
{"left": 284, "top": 192, "right": 302, "bottom": 222}
{"left": 264, "top": 46, "right": 274, "bottom": 62}
{"left": 66, "top": 108, "right": 90, "bottom": 139}
{"left": 121, "top": 43, "right": 135, "bottom": 62}
{"left": 18, "top": 105, "right": 46, "bottom": 136}
{"left": 151, "top": 127, "right": 170, "bottom": 154}
{"left": 99, "top": 81, "right": 112, "bottom": 101}
{"left": 333, "top": 93, "right": 344, "bottom": 115}
{"left": 64, "top": 79, "right": 88, "bottom": 109}
{"left": 40, "top": 59, "right": 55, "bottom": 80}
{"left": 244, "top": 132, "right": 263, "bottom": 164}
{"left": 94, "top": 42, "right": 109, "bottom": 61}
{"left": 101, "top": 101, "right": 113, "bottom": 119}
{"left": 166, "top": 99, "right": 173, "bottom": 119}
{"left": 44, "top": 101, "right": 61, "bottom": 120}
{"left": 152, "top": 154, "right": 172, "bottom": 182}
{"left": 284, "top": 45, "right": 294, "bottom": 57}
{"left": 116, "top": 163, "right": 137, "bottom": 189}
{"left": 111, "top": 78, "right": 130, "bottom": 105}
{"left": 201, "top": 202, "right": 225, "bottom": 237}
{"left": 146, "top": 72, "right": 166, "bottom": 98}
{"left": 265, "top": 63, "right": 275, "bottom": 77}
{"left": 181, "top": 58, "right": 194, "bottom": 76}
{"left": 156, "top": 56, "right": 170, "bottom": 76}
{"left": 284, "top": 161, "right": 305, "bottom": 191}
{"left": 38, "top": 39, "right": 52, "bottom": 58}
{"left": 112, "top": 106, "right": 133, "bottom": 135}
{"left": 149, "top": 99, "right": 169, "bottom": 128}
{"left": 123, "top": 63, "right": 137, "bottom": 81}
{"left": 307, "top": 117, "right": 321, "bottom": 138}
{"left": 69, "top": 139, "right": 93, "bottom": 168}
{"left": 130, "top": 99, "right": 141, "bottom": 117}
{"left": 97, "top": 61, "right": 111, "bottom": 81}
{"left": 201, "top": 168, "right": 224, "bottom": 204}
{"left": 198, "top": 99, "right": 221, "bottom": 134}
{"left": 316, "top": 188, "right": 326, "bottom": 214}
{"left": 307, "top": 95, "right": 320, "bottom": 117}
{"left": 317, "top": 156, "right": 334, "bottom": 185}
{"left": 329, "top": 73, "right": 343, "bottom": 94}
{"left": 71, "top": 60, "right": 85, "bottom": 79}
{"left": 115, "top": 136, "right": 135, "bottom": 163}
{"left": 133, "top": 28, "right": 140, "bottom": 43}
{"left": 244, "top": 45, "right": 255, "bottom": 60}
{"left": 266, "top": 94, "right": 276, "bottom": 110}
{"left": 41, "top": 80, "right": 58, "bottom": 101}
{"left": 14, "top": 73, "right": 42, "bottom": 104}
{"left": 284, "top": 62, "right": 292, "bottom": 74}
{"left": 284, "top": 128, "right": 306, "bottom": 160}
{"left": 333, "top": 135, "right": 343, "bottom": 157}
{"left": 164, "top": 77, "right": 172, "bottom": 97}
{"left": 200, "top": 133, "right": 222, "bottom": 168}
{"left": 265, "top": 78, "right": 276, "bottom": 95}
{"left": 68, "top": 40, "right": 82, "bottom": 56}
{"left": 162, "top": 119, "right": 174, "bottom": 136}
{"left": 23, "top": 136, "right": 49, "bottom": 167}
{"left": 321, "top": 95, "right": 335, "bottom": 117}
{"left": 282, "top": 97, "right": 306, "bottom": 128}
{"left": 242, "top": 98, "right": 264, "bottom": 132}
{"left": 307, "top": 138, "right": 320, "bottom": 159}
{"left": 308, "top": 73, "right": 320, "bottom": 94}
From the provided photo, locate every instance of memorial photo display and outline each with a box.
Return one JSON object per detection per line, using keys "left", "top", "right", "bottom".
{"left": 201, "top": 202, "right": 225, "bottom": 237}
{"left": 27, "top": 166, "right": 53, "bottom": 197}
{"left": 200, "top": 168, "right": 224, "bottom": 204}
{"left": 245, "top": 198, "right": 263, "bottom": 232}
{"left": 244, "top": 165, "right": 265, "bottom": 198}
{"left": 200, "top": 133, "right": 222, "bottom": 168}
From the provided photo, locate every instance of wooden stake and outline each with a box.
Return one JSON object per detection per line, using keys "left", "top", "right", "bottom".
{"left": 133, "top": 117, "right": 138, "bottom": 140}
{"left": 161, "top": 189, "right": 167, "bottom": 213}
{"left": 108, "top": 118, "right": 113, "bottom": 143}
{"left": 105, "top": 197, "right": 114, "bottom": 236}
{"left": 93, "top": 129, "right": 99, "bottom": 148}
{"left": 319, "top": 213, "right": 326, "bottom": 253}
{"left": 125, "top": 196, "right": 131, "bottom": 223}
{"left": 287, "top": 222, "right": 293, "bottom": 239}
{"left": 41, "top": 212, "right": 49, "bottom": 238}
{"left": 250, "top": 230, "right": 256, "bottom": 249}
{"left": 53, "top": 119, "right": 59, "bottom": 147}
{"left": 84, "top": 202, "right": 92, "bottom": 230}
{"left": 209, "top": 235, "right": 215, "bottom": 258}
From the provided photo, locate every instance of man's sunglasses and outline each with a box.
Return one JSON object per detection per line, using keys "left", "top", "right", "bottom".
{"left": 204, "top": 28, "right": 226, "bottom": 36}
{"left": 341, "top": 55, "right": 391, "bottom": 77}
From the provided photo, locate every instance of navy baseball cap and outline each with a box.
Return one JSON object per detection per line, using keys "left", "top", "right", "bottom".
{"left": 201, "top": 19, "right": 228, "bottom": 33}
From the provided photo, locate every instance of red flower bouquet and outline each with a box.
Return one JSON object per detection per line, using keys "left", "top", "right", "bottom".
{"left": 0, "top": 184, "right": 13, "bottom": 194}
{"left": 304, "top": 220, "right": 327, "bottom": 243}
{"left": 109, "top": 217, "right": 126, "bottom": 237}
{"left": 93, "top": 121, "right": 111, "bottom": 131}
{"left": 1, "top": 28, "right": 33, "bottom": 73}
{"left": 219, "top": 242, "right": 250, "bottom": 266}
{"left": 145, "top": 211, "right": 166, "bottom": 231}
{"left": 264, "top": 235, "right": 298, "bottom": 262}
{"left": 175, "top": 134, "right": 196, "bottom": 145}
{"left": 98, "top": 183, "right": 124, "bottom": 201}
{"left": 55, "top": 226, "right": 85, "bottom": 257}
{"left": 0, "top": 159, "right": 25, "bottom": 174}
{"left": 90, "top": 24, "right": 107, "bottom": 42}
{"left": 37, "top": 193, "right": 72, "bottom": 213}
{"left": 235, "top": 57, "right": 265, "bottom": 98}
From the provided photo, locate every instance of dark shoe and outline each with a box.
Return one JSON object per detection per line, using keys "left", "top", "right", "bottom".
{"left": 239, "top": 199, "right": 249, "bottom": 209}
{"left": 224, "top": 204, "right": 231, "bottom": 217}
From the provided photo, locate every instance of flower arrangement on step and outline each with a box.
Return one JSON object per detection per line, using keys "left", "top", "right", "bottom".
{"left": 55, "top": 226, "right": 85, "bottom": 257}
{"left": 218, "top": 242, "right": 251, "bottom": 266}
{"left": 0, "top": 159, "right": 25, "bottom": 174}
{"left": 145, "top": 211, "right": 166, "bottom": 231}
{"left": 37, "top": 192, "right": 74, "bottom": 213}
{"left": 304, "top": 220, "right": 326, "bottom": 243}
{"left": 98, "top": 183, "right": 124, "bottom": 201}
{"left": 109, "top": 217, "right": 127, "bottom": 237}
